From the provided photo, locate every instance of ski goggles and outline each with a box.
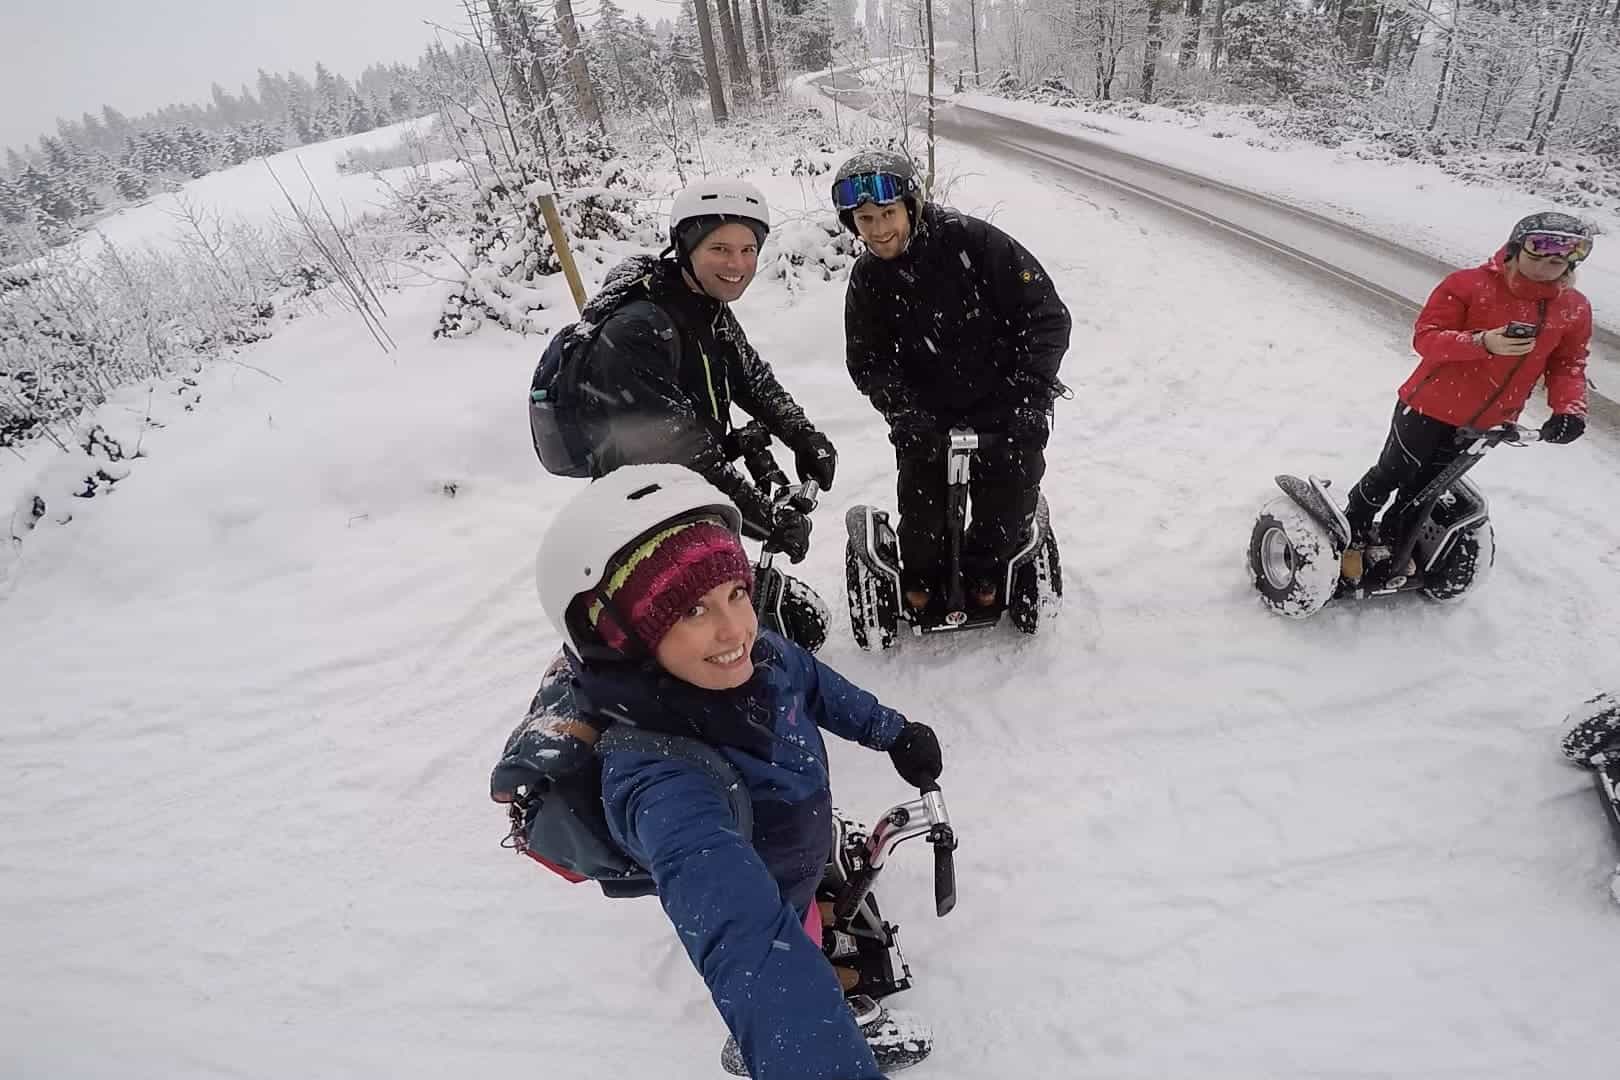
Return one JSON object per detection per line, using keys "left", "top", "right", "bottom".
{"left": 1520, "top": 231, "right": 1592, "bottom": 262}
{"left": 832, "top": 172, "right": 909, "bottom": 211}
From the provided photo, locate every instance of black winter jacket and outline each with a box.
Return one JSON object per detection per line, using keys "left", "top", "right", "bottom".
{"left": 577, "top": 255, "right": 815, "bottom": 534}
{"left": 845, "top": 203, "right": 1071, "bottom": 429}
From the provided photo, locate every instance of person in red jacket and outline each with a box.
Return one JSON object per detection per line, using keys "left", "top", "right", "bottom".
{"left": 1342, "top": 211, "right": 1594, "bottom": 564}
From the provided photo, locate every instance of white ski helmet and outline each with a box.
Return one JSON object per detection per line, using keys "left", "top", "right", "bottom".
{"left": 536, "top": 464, "right": 744, "bottom": 655}
{"left": 669, "top": 178, "right": 771, "bottom": 255}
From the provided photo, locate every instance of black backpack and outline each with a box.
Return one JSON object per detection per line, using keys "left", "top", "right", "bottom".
{"left": 496, "top": 664, "right": 751, "bottom": 899}
{"left": 528, "top": 299, "right": 681, "bottom": 478}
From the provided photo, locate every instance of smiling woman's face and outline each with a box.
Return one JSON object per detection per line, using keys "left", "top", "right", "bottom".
{"left": 653, "top": 579, "right": 757, "bottom": 690}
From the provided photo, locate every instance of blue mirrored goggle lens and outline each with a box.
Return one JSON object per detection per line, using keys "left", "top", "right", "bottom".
{"left": 832, "top": 172, "right": 906, "bottom": 210}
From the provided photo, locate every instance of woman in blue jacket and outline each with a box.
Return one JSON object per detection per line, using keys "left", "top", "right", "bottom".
{"left": 528, "top": 464, "right": 944, "bottom": 1079}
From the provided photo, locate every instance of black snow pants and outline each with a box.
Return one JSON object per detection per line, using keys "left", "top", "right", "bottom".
{"left": 1343, "top": 402, "right": 1462, "bottom": 543}
{"left": 896, "top": 435, "right": 1047, "bottom": 594}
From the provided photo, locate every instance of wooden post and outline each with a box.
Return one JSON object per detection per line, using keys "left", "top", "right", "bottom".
{"left": 925, "top": 0, "right": 936, "bottom": 201}
{"left": 538, "top": 192, "right": 587, "bottom": 313}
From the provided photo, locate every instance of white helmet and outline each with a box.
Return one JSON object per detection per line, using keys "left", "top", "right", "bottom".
{"left": 669, "top": 178, "right": 771, "bottom": 253}
{"left": 536, "top": 464, "right": 744, "bottom": 655}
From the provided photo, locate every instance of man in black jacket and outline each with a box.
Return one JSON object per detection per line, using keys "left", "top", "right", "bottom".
{"left": 835, "top": 152, "right": 1071, "bottom": 609}
{"left": 574, "top": 179, "right": 837, "bottom": 562}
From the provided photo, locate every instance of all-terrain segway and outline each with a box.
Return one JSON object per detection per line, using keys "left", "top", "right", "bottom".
{"left": 1560, "top": 692, "right": 1620, "bottom": 908}
{"left": 730, "top": 420, "right": 831, "bottom": 653}
{"left": 721, "top": 782, "right": 958, "bottom": 1075}
{"left": 845, "top": 428, "right": 1061, "bottom": 649}
{"left": 1248, "top": 422, "right": 1541, "bottom": 618}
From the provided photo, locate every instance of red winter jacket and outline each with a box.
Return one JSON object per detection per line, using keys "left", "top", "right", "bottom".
{"left": 1398, "top": 249, "right": 1590, "bottom": 428}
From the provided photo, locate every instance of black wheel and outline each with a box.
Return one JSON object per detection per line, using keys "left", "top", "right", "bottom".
{"left": 778, "top": 573, "right": 830, "bottom": 654}
{"left": 1561, "top": 692, "right": 1620, "bottom": 765}
{"left": 1421, "top": 524, "right": 1494, "bottom": 603}
{"left": 845, "top": 509, "right": 898, "bottom": 651}
{"left": 1247, "top": 496, "right": 1340, "bottom": 618}
{"left": 1010, "top": 527, "right": 1062, "bottom": 635}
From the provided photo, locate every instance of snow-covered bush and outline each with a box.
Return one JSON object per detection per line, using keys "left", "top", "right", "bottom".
{"left": 761, "top": 213, "right": 860, "bottom": 291}
{"left": 434, "top": 137, "right": 661, "bottom": 338}
{"left": 0, "top": 236, "right": 280, "bottom": 450}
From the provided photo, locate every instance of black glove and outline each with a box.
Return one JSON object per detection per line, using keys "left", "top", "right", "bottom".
{"left": 887, "top": 721, "right": 942, "bottom": 790}
{"left": 889, "top": 413, "right": 941, "bottom": 458}
{"left": 1007, "top": 405, "right": 1050, "bottom": 443}
{"left": 1541, "top": 412, "right": 1586, "bottom": 445}
{"left": 791, "top": 429, "right": 838, "bottom": 491}
{"left": 765, "top": 505, "right": 812, "bottom": 563}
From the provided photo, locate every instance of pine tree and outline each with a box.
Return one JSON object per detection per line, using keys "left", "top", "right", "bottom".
{"left": 779, "top": 0, "right": 834, "bottom": 70}
{"left": 555, "top": 0, "right": 607, "bottom": 131}
{"left": 19, "top": 164, "right": 84, "bottom": 224}
{"left": 79, "top": 112, "right": 110, "bottom": 154}
{"left": 113, "top": 166, "right": 149, "bottom": 201}
{"left": 174, "top": 125, "right": 214, "bottom": 178}
{"left": 211, "top": 83, "right": 240, "bottom": 128}
{"left": 1222, "top": 0, "right": 1332, "bottom": 97}
{"left": 0, "top": 174, "right": 30, "bottom": 224}
{"left": 693, "top": 0, "right": 730, "bottom": 120}
{"left": 101, "top": 105, "right": 132, "bottom": 144}
{"left": 237, "top": 84, "right": 264, "bottom": 123}
{"left": 671, "top": 1, "right": 708, "bottom": 97}
{"left": 257, "top": 70, "right": 291, "bottom": 121}
{"left": 285, "top": 72, "right": 318, "bottom": 144}
{"left": 346, "top": 94, "right": 377, "bottom": 135}
{"left": 243, "top": 121, "right": 285, "bottom": 158}
{"left": 40, "top": 134, "right": 75, "bottom": 175}
{"left": 313, "top": 63, "right": 347, "bottom": 139}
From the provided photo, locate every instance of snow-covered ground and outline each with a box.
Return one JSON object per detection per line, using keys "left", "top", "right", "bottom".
{"left": 4, "top": 113, "right": 1619, "bottom": 1080}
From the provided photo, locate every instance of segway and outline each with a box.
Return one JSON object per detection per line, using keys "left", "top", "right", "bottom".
{"left": 722, "top": 782, "right": 957, "bottom": 1075}
{"left": 844, "top": 428, "right": 1061, "bottom": 650}
{"left": 1560, "top": 692, "right": 1620, "bottom": 908}
{"left": 731, "top": 421, "right": 831, "bottom": 654}
{"left": 1248, "top": 422, "right": 1541, "bottom": 618}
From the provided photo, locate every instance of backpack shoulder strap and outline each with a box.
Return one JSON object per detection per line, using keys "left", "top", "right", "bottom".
{"left": 610, "top": 299, "right": 683, "bottom": 370}
{"left": 597, "top": 725, "right": 752, "bottom": 839}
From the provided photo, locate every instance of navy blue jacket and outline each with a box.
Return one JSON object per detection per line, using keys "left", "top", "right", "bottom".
{"left": 583, "top": 632, "right": 906, "bottom": 1080}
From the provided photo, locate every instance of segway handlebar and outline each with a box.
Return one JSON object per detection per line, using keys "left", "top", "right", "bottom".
{"left": 776, "top": 479, "right": 820, "bottom": 514}
{"left": 1457, "top": 422, "right": 1543, "bottom": 447}
{"left": 947, "top": 429, "right": 1002, "bottom": 452}
{"left": 833, "top": 783, "right": 958, "bottom": 922}
{"left": 756, "top": 479, "right": 820, "bottom": 566}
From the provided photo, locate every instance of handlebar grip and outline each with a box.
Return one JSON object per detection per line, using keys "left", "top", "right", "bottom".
{"left": 934, "top": 840, "right": 957, "bottom": 917}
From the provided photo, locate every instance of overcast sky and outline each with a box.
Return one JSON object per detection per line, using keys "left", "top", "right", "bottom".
{"left": 0, "top": 0, "right": 682, "bottom": 152}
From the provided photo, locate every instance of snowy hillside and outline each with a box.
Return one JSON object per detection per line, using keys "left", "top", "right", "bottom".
{"left": 4, "top": 113, "right": 1619, "bottom": 1080}
{"left": 82, "top": 117, "right": 444, "bottom": 254}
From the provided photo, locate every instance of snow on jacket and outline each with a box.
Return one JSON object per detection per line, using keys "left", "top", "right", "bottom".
{"left": 581, "top": 631, "right": 906, "bottom": 1080}
{"left": 845, "top": 202, "right": 1071, "bottom": 428}
{"left": 576, "top": 255, "right": 816, "bottom": 535}
{"left": 1399, "top": 248, "right": 1591, "bottom": 428}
